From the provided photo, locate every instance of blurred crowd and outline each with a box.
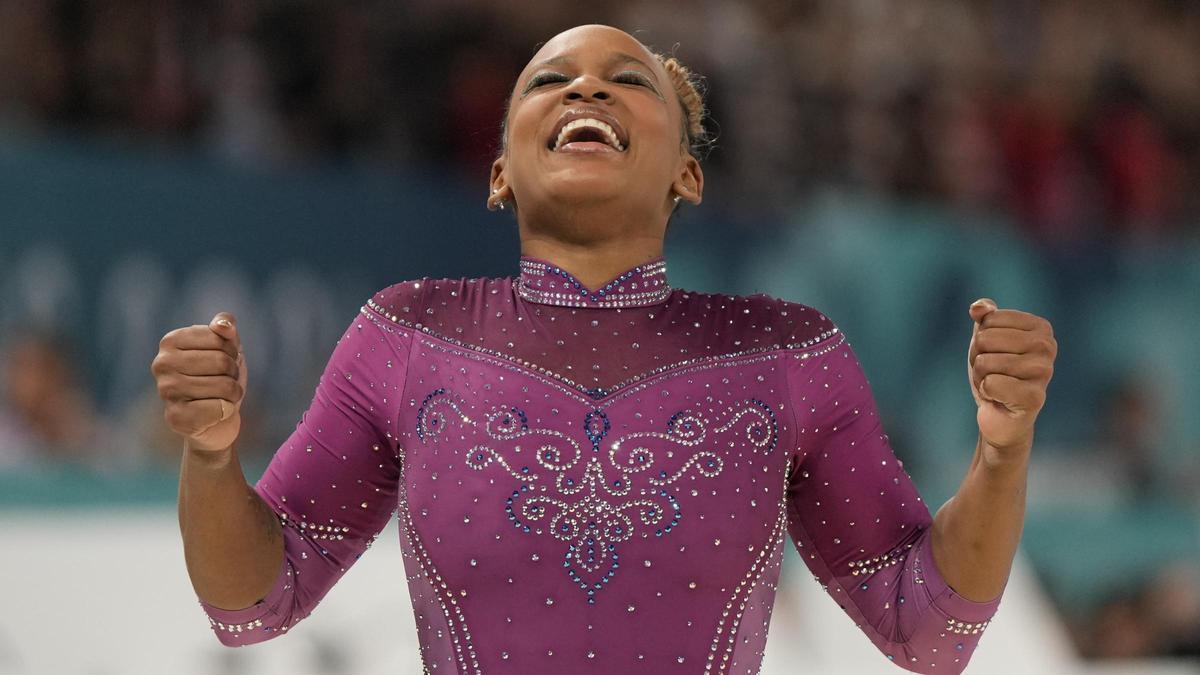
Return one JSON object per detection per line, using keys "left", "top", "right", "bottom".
{"left": 1, "top": 0, "right": 1199, "bottom": 246}
{"left": 2, "top": 0, "right": 1199, "bottom": 664}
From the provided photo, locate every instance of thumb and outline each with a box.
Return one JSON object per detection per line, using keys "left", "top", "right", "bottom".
{"left": 209, "top": 312, "right": 241, "bottom": 350}
{"left": 969, "top": 297, "right": 997, "bottom": 324}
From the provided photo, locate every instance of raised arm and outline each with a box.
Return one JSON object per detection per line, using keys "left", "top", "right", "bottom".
{"left": 154, "top": 306, "right": 413, "bottom": 645}
{"left": 154, "top": 313, "right": 283, "bottom": 610}
{"left": 782, "top": 334, "right": 1000, "bottom": 674}
{"left": 931, "top": 298, "right": 1056, "bottom": 601}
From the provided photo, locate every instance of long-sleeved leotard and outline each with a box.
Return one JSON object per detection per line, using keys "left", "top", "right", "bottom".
{"left": 200, "top": 257, "right": 1000, "bottom": 674}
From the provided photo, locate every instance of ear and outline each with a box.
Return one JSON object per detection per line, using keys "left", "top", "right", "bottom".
{"left": 670, "top": 153, "right": 703, "bottom": 206}
{"left": 488, "top": 156, "right": 512, "bottom": 211}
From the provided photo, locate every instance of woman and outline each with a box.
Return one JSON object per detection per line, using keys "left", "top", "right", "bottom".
{"left": 152, "top": 24, "right": 1057, "bottom": 674}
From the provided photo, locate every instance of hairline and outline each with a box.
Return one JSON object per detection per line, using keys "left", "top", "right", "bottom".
{"left": 498, "top": 51, "right": 696, "bottom": 158}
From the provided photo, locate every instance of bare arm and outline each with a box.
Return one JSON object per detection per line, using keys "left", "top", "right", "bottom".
{"left": 154, "top": 312, "right": 282, "bottom": 610}
{"left": 931, "top": 298, "right": 1056, "bottom": 602}
{"left": 931, "top": 436, "right": 1030, "bottom": 601}
{"left": 178, "top": 442, "right": 284, "bottom": 610}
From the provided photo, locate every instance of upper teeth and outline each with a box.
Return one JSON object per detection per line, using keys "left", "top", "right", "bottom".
{"left": 554, "top": 118, "right": 625, "bottom": 151}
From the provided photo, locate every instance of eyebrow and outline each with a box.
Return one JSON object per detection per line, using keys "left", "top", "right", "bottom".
{"left": 522, "top": 51, "right": 664, "bottom": 100}
{"left": 534, "top": 51, "right": 656, "bottom": 75}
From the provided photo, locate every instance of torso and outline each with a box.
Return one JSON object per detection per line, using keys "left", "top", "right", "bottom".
{"left": 365, "top": 263, "right": 839, "bottom": 674}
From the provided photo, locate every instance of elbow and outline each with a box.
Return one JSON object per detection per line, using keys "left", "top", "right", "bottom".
{"left": 208, "top": 615, "right": 294, "bottom": 647}
{"left": 876, "top": 639, "right": 981, "bottom": 675}
{"left": 200, "top": 558, "right": 300, "bottom": 647}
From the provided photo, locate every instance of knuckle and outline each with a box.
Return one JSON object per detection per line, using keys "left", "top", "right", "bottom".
{"left": 164, "top": 405, "right": 188, "bottom": 431}
{"left": 1039, "top": 337, "right": 1056, "bottom": 355}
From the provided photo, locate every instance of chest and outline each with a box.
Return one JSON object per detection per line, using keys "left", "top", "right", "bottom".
{"left": 395, "top": 336, "right": 798, "bottom": 607}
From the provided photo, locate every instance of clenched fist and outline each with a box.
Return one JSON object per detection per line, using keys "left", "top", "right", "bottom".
{"left": 151, "top": 312, "right": 248, "bottom": 452}
{"left": 967, "top": 298, "right": 1057, "bottom": 459}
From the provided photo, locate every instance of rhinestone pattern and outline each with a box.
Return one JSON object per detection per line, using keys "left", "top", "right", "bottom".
{"left": 517, "top": 257, "right": 670, "bottom": 308}
{"left": 417, "top": 389, "right": 778, "bottom": 605}
{"left": 849, "top": 544, "right": 912, "bottom": 577}
{"left": 946, "top": 618, "right": 991, "bottom": 635}
{"left": 209, "top": 617, "right": 264, "bottom": 633}
{"left": 197, "top": 257, "right": 1001, "bottom": 674}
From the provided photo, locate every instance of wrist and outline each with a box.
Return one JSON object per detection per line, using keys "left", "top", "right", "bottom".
{"left": 184, "top": 440, "right": 237, "bottom": 469}
{"left": 979, "top": 434, "right": 1033, "bottom": 474}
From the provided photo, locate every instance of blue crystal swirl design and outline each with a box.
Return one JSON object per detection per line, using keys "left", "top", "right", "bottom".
{"left": 416, "top": 390, "right": 778, "bottom": 604}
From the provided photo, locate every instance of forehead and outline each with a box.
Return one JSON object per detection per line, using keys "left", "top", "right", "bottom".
{"left": 521, "top": 25, "right": 662, "bottom": 78}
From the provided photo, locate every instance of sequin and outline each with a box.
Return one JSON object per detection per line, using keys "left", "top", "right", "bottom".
{"left": 197, "top": 257, "right": 1000, "bottom": 674}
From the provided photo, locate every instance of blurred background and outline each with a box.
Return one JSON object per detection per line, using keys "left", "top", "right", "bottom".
{"left": 0, "top": 1, "right": 1197, "bottom": 673}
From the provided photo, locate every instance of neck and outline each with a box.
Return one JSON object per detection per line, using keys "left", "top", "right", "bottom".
{"left": 520, "top": 235, "right": 664, "bottom": 290}
{"left": 515, "top": 195, "right": 670, "bottom": 289}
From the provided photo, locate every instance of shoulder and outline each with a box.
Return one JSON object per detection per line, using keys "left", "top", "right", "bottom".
{"left": 365, "top": 275, "right": 513, "bottom": 325}
{"left": 769, "top": 295, "right": 841, "bottom": 350}
{"left": 671, "top": 288, "right": 841, "bottom": 351}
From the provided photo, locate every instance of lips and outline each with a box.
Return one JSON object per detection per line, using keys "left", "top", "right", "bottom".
{"left": 546, "top": 107, "right": 629, "bottom": 153}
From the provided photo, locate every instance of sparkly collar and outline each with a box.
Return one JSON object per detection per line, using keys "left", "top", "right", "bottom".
{"left": 516, "top": 256, "right": 671, "bottom": 309}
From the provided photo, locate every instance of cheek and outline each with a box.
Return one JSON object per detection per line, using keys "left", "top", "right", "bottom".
{"left": 633, "top": 105, "right": 682, "bottom": 163}
{"left": 639, "top": 132, "right": 686, "bottom": 180}
{"left": 508, "top": 99, "right": 550, "bottom": 148}
{"left": 504, "top": 105, "right": 548, "bottom": 172}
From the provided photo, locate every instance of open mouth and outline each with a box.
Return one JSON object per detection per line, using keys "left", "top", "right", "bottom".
{"left": 547, "top": 110, "right": 628, "bottom": 153}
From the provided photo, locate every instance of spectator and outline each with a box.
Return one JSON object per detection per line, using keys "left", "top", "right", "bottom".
{"left": 0, "top": 332, "right": 106, "bottom": 469}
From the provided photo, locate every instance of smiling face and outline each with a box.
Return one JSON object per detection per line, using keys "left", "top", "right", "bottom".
{"left": 490, "top": 25, "right": 703, "bottom": 239}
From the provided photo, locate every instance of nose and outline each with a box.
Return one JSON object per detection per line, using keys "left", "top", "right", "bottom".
{"left": 562, "top": 75, "right": 612, "bottom": 103}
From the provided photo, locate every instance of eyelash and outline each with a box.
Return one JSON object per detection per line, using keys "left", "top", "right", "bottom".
{"left": 527, "top": 71, "right": 652, "bottom": 90}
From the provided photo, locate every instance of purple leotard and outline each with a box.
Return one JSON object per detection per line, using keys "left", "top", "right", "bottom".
{"left": 200, "top": 257, "right": 1000, "bottom": 674}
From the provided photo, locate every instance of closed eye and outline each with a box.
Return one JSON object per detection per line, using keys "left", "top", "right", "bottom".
{"left": 613, "top": 71, "right": 652, "bottom": 87}
{"left": 524, "top": 71, "right": 569, "bottom": 92}
{"left": 521, "top": 69, "right": 662, "bottom": 99}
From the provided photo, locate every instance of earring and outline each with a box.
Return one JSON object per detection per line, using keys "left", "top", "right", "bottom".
{"left": 672, "top": 195, "right": 682, "bottom": 205}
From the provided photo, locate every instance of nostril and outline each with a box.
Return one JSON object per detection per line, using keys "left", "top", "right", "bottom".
{"left": 594, "top": 91, "right": 610, "bottom": 100}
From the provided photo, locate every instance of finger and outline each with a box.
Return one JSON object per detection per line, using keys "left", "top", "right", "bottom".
{"left": 967, "top": 298, "right": 997, "bottom": 372}
{"left": 171, "top": 350, "right": 239, "bottom": 378}
{"left": 157, "top": 374, "right": 244, "bottom": 403}
{"left": 979, "top": 373, "right": 1046, "bottom": 412}
{"left": 969, "top": 298, "right": 997, "bottom": 324}
{"left": 162, "top": 326, "right": 238, "bottom": 360}
{"left": 216, "top": 398, "right": 237, "bottom": 422}
{"left": 972, "top": 352, "right": 1054, "bottom": 383}
{"left": 974, "top": 327, "right": 1053, "bottom": 356}
{"left": 236, "top": 349, "right": 248, "bottom": 390}
{"left": 209, "top": 312, "right": 241, "bottom": 353}
{"left": 980, "top": 309, "right": 1052, "bottom": 333}
{"left": 164, "top": 398, "right": 236, "bottom": 436}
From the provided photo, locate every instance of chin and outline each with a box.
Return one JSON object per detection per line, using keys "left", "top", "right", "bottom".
{"left": 539, "top": 172, "right": 627, "bottom": 205}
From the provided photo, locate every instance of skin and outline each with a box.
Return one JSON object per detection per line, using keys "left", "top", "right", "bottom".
{"left": 932, "top": 298, "right": 1056, "bottom": 601}
{"left": 152, "top": 313, "right": 282, "bottom": 610}
{"left": 488, "top": 24, "right": 702, "bottom": 290}
{"left": 153, "top": 25, "right": 1055, "bottom": 612}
